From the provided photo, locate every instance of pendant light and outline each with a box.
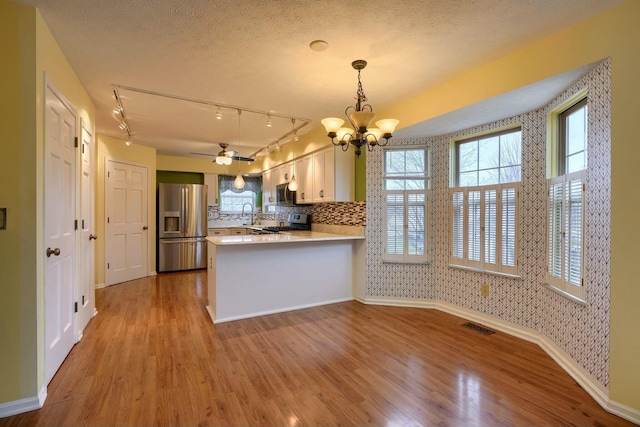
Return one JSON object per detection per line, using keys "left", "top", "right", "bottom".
{"left": 288, "top": 119, "right": 298, "bottom": 191}
{"left": 233, "top": 109, "right": 245, "bottom": 189}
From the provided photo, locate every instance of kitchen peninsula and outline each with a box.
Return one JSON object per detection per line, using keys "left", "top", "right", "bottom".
{"left": 206, "top": 229, "right": 365, "bottom": 324}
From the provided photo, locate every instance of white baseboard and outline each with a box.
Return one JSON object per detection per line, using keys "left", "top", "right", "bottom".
{"left": 149, "top": 271, "right": 157, "bottom": 276}
{"left": 362, "top": 296, "right": 640, "bottom": 424}
{"left": 94, "top": 282, "right": 105, "bottom": 289}
{"left": 0, "top": 385, "right": 46, "bottom": 418}
{"left": 213, "top": 297, "right": 355, "bottom": 324}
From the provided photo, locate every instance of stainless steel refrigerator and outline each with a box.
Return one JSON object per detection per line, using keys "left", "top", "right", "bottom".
{"left": 158, "top": 183, "right": 208, "bottom": 272}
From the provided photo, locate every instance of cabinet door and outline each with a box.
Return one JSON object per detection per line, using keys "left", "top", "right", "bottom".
{"left": 208, "top": 228, "right": 229, "bottom": 236}
{"left": 204, "top": 173, "right": 218, "bottom": 206}
{"left": 313, "top": 148, "right": 335, "bottom": 202}
{"left": 262, "top": 169, "right": 274, "bottom": 208}
{"left": 229, "top": 228, "right": 247, "bottom": 235}
{"left": 295, "top": 156, "right": 313, "bottom": 203}
{"left": 278, "top": 163, "right": 293, "bottom": 184}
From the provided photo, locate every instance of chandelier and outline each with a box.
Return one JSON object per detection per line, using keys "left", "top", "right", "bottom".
{"left": 321, "top": 60, "right": 399, "bottom": 157}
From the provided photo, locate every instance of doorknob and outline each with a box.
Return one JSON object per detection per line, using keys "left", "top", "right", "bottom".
{"left": 89, "top": 234, "right": 97, "bottom": 240}
{"left": 46, "top": 247, "right": 61, "bottom": 257}
{"left": 142, "top": 226, "right": 148, "bottom": 230}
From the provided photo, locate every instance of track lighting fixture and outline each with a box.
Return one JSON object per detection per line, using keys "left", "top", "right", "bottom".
{"left": 266, "top": 114, "right": 273, "bottom": 128}
{"left": 113, "top": 89, "right": 134, "bottom": 147}
{"left": 215, "top": 106, "right": 223, "bottom": 120}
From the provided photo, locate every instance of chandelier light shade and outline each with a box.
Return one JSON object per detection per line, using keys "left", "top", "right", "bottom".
{"left": 321, "top": 60, "right": 398, "bottom": 157}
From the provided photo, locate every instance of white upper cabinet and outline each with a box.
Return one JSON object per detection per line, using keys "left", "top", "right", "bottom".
{"left": 262, "top": 168, "right": 275, "bottom": 208}
{"left": 204, "top": 173, "right": 218, "bottom": 206}
{"left": 261, "top": 146, "right": 354, "bottom": 206}
{"left": 295, "top": 156, "right": 313, "bottom": 203}
{"left": 275, "top": 162, "right": 293, "bottom": 184}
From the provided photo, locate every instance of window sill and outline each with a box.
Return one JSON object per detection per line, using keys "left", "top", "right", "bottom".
{"left": 383, "top": 259, "right": 431, "bottom": 265}
{"left": 545, "top": 283, "right": 587, "bottom": 306}
{"left": 448, "top": 264, "right": 521, "bottom": 279}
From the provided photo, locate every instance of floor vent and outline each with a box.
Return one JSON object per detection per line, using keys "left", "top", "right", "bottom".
{"left": 462, "top": 322, "right": 495, "bottom": 335}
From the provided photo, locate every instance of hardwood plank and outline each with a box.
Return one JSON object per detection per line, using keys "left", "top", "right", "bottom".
{"left": 0, "top": 271, "right": 634, "bottom": 426}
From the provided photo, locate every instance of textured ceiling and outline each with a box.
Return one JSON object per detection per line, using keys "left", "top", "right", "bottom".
{"left": 18, "top": 0, "right": 622, "bottom": 158}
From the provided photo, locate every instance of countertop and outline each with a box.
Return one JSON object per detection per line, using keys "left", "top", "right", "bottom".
{"left": 207, "top": 230, "right": 364, "bottom": 246}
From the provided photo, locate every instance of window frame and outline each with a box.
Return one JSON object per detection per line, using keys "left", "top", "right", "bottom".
{"left": 449, "top": 126, "right": 522, "bottom": 276}
{"left": 382, "top": 147, "right": 430, "bottom": 263}
{"left": 546, "top": 91, "right": 588, "bottom": 302}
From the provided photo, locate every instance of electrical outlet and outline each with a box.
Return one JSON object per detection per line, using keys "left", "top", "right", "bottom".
{"left": 481, "top": 283, "right": 490, "bottom": 297}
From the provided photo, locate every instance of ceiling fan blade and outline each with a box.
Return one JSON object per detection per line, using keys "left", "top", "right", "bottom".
{"left": 189, "top": 152, "right": 216, "bottom": 157}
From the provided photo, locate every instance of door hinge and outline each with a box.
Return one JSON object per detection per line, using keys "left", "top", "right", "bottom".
{"left": 82, "top": 143, "right": 85, "bottom": 154}
{"left": 108, "top": 171, "right": 110, "bottom": 178}
{"left": 82, "top": 219, "right": 85, "bottom": 229}
{"left": 74, "top": 302, "right": 78, "bottom": 313}
{"left": 82, "top": 295, "right": 85, "bottom": 305}
{"left": 107, "top": 263, "right": 109, "bottom": 269}
{"left": 74, "top": 137, "right": 79, "bottom": 148}
{"left": 74, "top": 219, "right": 78, "bottom": 230}
{"left": 107, "top": 217, "right": 110, "bottom": 224}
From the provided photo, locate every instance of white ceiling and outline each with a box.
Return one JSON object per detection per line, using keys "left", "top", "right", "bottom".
{"left": 18, "top": 0, "right": 622, "bottom": 159}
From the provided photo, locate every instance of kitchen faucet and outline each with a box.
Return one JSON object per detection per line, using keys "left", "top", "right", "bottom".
{"left": 241, "top": 202, "right": 255, "bottom": 225}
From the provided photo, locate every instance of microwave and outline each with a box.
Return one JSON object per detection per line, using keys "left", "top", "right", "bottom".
{"left": 276, "top": 183, "right": 296, "bottom": 206}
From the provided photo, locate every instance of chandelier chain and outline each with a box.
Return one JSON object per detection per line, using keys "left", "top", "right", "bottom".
{"left": 356, "top": 70, "right": 367, "bottom": 104}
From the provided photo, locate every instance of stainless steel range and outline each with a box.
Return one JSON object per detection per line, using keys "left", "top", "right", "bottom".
{"left": 261, "top": 213, "right": 311, "bottom": 233}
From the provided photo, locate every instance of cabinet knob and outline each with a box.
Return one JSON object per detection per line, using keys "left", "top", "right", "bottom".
{"left": 319, "top": 190, "right": 324, "bottom": 198}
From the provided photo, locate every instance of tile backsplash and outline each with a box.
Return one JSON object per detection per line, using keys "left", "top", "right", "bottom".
{"left": 208, "top": 201, "right": 366, "bottom": 227}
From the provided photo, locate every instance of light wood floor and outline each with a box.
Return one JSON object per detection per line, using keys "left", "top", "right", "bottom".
{"left": 1, "top": 271, "right": 634, "bottom": 426}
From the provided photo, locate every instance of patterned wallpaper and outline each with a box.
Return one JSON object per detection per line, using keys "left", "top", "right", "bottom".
{"left": 365, "top": 59, "right": 611, "bottom": 387}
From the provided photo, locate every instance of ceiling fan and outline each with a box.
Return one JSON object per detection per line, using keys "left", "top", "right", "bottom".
{"left": 190, "top": 143, "right": 255, "bottom": 163}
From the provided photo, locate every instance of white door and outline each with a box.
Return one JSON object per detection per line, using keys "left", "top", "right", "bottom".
{"left": 105, "top": 160, "right": 148, "bottom": 285}
{"left": 79, "top": 121, "right": 95, "bottom": 334}
{"left": 44, "top": 80, "right": 77, "bottom": 384}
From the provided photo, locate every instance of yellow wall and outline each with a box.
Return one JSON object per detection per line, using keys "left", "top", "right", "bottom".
{"left": 96, "top": 134, "right": 157, "bottom": 285}
{"left": 0, "top": 1, "right": 36, "bottom": 403}
{"left": 0, "top": 0, "right": 95, "bottom": 403}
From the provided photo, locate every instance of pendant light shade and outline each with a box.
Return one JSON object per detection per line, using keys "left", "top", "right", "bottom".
{"left": 288, "top": 174, "right": 298, "bottom": 191}
{"left": 233, "top": 110, "right": 245, "bottom": 189}
{"left": 233, "top": 171, "right": 245, "bottom": 189}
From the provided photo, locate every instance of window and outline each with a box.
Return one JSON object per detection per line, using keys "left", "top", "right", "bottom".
{"left": 383, "top": 148, "right": 430, "bottom": 262}
{"left": 546, "top": 96, "right": 587, "bottom": 300}
{"left": 218, "top": 175, "right": 261, "bottom": 213}
{"left": 450, "top": 128, "right": 521, "bottom": 275}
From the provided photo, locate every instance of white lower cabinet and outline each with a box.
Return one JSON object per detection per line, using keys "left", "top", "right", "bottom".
{"left": 208, "top": 228, "right": 229, "bottom": 236}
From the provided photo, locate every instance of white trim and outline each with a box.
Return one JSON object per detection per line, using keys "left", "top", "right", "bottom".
{"left": 95, "top": 282, "right": 106, "bottom": 289}
{"left": 0, "top": 386, "right": 47, "bottom": 418}
{"left": 212, "top": 297, "right": 354, "bottom": 324}
{"left": 361, "top": 296, "right": 640, "bottom": 424}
